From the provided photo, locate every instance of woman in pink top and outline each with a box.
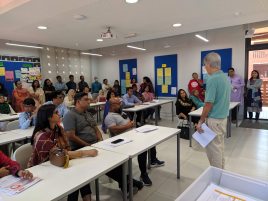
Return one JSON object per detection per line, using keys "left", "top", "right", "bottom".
{"left": 142, "top": 85, "right": 155, "bottom": 120}
{"left": 142, "top": 85, "right": 154, "bottom": 102}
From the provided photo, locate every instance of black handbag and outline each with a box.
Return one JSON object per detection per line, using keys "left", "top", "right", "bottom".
{"left": 177, "top": 119, "right": 190, "bottom": 140}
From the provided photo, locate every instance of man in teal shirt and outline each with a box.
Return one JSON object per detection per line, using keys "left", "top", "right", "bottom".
{"left": 196, "top": 52, "right": 231, "bottom": 169}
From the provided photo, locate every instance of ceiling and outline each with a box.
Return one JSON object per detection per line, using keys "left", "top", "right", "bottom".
{"left": 1, "top": 0, "right": 268, "bottom": 50}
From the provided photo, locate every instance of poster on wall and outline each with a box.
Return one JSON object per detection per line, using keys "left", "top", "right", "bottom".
{"left": 119, "top": 59, "right": 138, "bottom": 95}
{"left": 154, "top": 54, "right": 178, "bottom": 97}
{"left": 201, "top": 48, "right": 232, "bottom": 84}
{"left": 0, "top": 58, "right": 41, "bottom": 98}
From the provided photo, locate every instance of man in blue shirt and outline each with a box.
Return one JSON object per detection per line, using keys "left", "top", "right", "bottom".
{"left": 196, "top": 52, "right": 231, "bottom": 169}
{"left": 44, "top": 91, "right": 69, "bottom": 118}
{"left": 54, "top": 75, "right": 68, "bottom": 93}
{"left": 91, "top": 77, "right": 102, "bottom": 99}
{"left": 19, "top": 98, "right": 36, "bottom": 129}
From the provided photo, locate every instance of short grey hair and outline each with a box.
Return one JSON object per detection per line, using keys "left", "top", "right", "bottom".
{"left": 203, "top": 52, "right": 221, "bottom": 68}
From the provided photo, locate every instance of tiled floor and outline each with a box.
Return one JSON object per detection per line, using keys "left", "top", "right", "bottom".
{"left": 63, "top": 119, "right": 268, "bottom": 201}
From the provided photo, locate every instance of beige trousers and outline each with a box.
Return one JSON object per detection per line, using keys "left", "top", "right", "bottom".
{"left": 205, "top": 118, "right": 227, "bottom": 169}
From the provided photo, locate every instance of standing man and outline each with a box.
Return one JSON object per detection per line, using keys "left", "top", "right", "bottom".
{"left": 54, "top": 75, "right": 68, "bottom": 93}
{"left": 91, "top": 77, "right": 102, "bottom": 100}
{"left": 196, "top": 52, "right": 231, "bottom": 169}
{"left": 228, "top": 67, "right": 244, "bottom": 122}
{"left": 188, "top": 72, "right": 204, "bottom": 100}
{"left": 78, "top": 75, "right": 89, "bottom": 92}
{"left": 66, "top": 75, "right": 77, "bottom": 93}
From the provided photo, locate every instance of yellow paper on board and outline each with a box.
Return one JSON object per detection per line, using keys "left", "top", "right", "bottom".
{"left": 162, "top": 85, "right": 168, "bottom": 93}
{"left": 165, "top": 68, "right": 171, "bottom": 76}
{"left": 126, "top": 79, "right": 131, "bottom": 87}
{"left": 126, "top": 72, "right": 130, "bottom": 80}
{"left": 157, "top": 68, "right": 163, "bottom": 77}
{"left": 0, "top": 67, "right": 5, "bottom": 76}
{"left": 162, "top": 64, "right": 167, "bottom": 68}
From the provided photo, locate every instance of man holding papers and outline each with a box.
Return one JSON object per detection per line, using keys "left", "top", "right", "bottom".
{"left": 196, "top": 52, "right": 231, "bottom": 169}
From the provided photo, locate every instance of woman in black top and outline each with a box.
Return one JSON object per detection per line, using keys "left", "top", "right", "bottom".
{"left": 175, "top": 89, "right": 198, "bottom": 124}
{"left": 43, "top": 79, "right": 55, "bottom": 102}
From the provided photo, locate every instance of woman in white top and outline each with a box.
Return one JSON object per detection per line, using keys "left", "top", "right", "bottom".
{"left": 64, "top": 89, "right": 75, "bottom": 107}
{"left": 28, "top": 80, "right": 45, "bottom": 109}
{"left": 102, "top": 79, "right": 111, "bottom": 97}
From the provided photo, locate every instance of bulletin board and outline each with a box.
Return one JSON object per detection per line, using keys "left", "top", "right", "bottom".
{"left": 154, "top": 54, "right": 177, "bottom": 97}
{"left": 201, "top": 48, "right": 232, "bottom": 84}
{"left": 0, "top": 60, "right": 41, "bottom": 98}
{"left": 119, "top": 59, "right": 137, "bottom": 95}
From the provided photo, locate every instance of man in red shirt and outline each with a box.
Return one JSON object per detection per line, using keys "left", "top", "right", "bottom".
{"left": 188, "top": 72, "right": 204, "bottom": 101}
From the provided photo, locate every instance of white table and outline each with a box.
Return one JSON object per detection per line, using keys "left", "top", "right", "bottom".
{"left": 123, "top": 99, "right": 174, "bottom": 125}
{"left": 90, "top": 102, "right": 106, "bottom": 122}
{"left": 0, "top": 113, "right": 20, "bottom": 122}
{"left": 92, "top": 126, "right": 181, "bottom": 201}
{"left": 0, "top": 147, "right": 129, "bottom": 201}
{"left": 188, "top": 102, "right": 240, "bottom": 147}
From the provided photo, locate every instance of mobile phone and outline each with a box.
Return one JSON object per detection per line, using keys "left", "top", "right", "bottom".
{"left": 111, "top": 139, "right": 124, "bottom": 144}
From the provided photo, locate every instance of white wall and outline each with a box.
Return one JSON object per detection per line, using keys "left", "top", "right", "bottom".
{"left": 93, "top": 25, "right": 245, "bottom": 89}
{"left": 91, "top": 25, "right": 245, "bottom": 118}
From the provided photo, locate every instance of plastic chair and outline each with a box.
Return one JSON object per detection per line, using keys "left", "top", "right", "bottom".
{"left": 12, "top": 143, "right": 33, "bottom": 169}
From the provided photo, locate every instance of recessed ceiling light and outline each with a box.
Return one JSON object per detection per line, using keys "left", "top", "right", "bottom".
{"left": 37, "top": 26, "right": 47, "bottom": 30}
{"left": 195, "top": 34, "right": 209, "bottom": 42}
{"left": 234, "top": 12, "right": 241, "bottom": 16}
{"left": 164, "top": 45, "right": 171, "bottom": 48}
{"left": 74, "top": 14, "right": 87, "bottom": 20}
{"left": 81, "top": 52, "right": 103, "bottom": 57}
{"left": 5, "top": 42, "right": 43, "bottom": 49}
{"left": 127, "top": 45, "right": 146, "bottom": 51}
{"left": 126, "top": 0, "right": 138, "bottom": 3}
{"left": 96, "top": 39, "right": 103, "bottom": 42}
{"left": 173, "top": 23, "right": 182, "bottom": 27}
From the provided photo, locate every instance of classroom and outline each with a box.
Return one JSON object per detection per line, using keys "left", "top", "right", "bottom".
{"left": 1, "top": 0, "right": 268, "bottom": 201}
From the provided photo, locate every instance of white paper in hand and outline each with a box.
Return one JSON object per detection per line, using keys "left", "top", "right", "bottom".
{"left": 192, "top": 123, "right": 216, "bottom": 148}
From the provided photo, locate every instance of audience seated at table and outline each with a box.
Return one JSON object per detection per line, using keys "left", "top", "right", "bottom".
{"left": 43, "top": 79, "right": 55, "bottom": 102}
{"left": 63, "top": 93, "right": 143, "bottom": 199}
{"left": 188, "top": 72, "right": 204, "bottom": 101}
{"left": 113, "top": 80, "right": 121, "bottom": 96}
{"left": 97, "top": 89, "right": 106, "bottom": 102}
{"left": 0, "top": 94, "right": 16, "bottom": 131}
{"left": 142, "top": 85, "right": 155, "bottom": 121}
{"left": 189, "top": 89, "right": 205, "bottom": 109}
{"left": 28, "top": 79, "right": 45, "bottom": 109}
{"left": 12, "top": 80, "right": 30, "bottom": 112}
{"left": 83, "top": 86, "right": 96, "bottom": 103}
{"left": 64, "top": 89, "right": 75, "bottom": 107}
{"left": 19, "top": 98, "right": 37, "bottom": 129}
{"left": 132, "top": 84, "right": 143, "bottom": 101}
{"left": 44, "top": 91, "right": 69, "bottom": 118}
{"left": 105, "top": 98, "right": 154, "bottom": 186}
{"left": 28, "top": 104, "right": 98, "bottom": 201}
{"left": 0, "top": 151, "right": 33, "bottom": 179}
{"left": 175, "top": 89, "right": 198, "bottom": 124}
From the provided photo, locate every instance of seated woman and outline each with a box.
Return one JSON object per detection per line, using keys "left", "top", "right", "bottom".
{"left": 189, "top": 89, "right": 204, "bottom": 109}
{"left": 64, "top": 89, "right": 76, "bottom": 107}
{"left": 175, "top": 89, "right": 198, "bottom": 124}
{"left": 97, "top": 89, "right": 106, "bottom": 102}
{"left": 142, "top": 85, "right": 155, "bottom": 120}
{"left": 0, "top": 151, "right": 33, "bottom": 179}
{"left": 28, "top": 104, "right": 98, "bottom": 201}
{"left": 0, "top": 94, "right": 16, "bottom": 131}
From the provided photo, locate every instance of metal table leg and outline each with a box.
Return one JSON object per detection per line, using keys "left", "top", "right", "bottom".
{"left": 172, "top": 102, "right": 174, "bottom": 121}
{"left": 155, "top": 106, "right": 158, "bottom": 126}
{"left": 122, "top": 162, "right": 127, "bottom": 201}
{"left": 95, "top": 179, "right": 100, "bottom": 201}
{"left": 189, "top": 115, "right": 192, "bottom": 147}
{"left": 177, "top": 132, "right": 180, "bottom": 179}
{"left": 128, "top": 158, "right": 133, "bottom": 201}
{"left": 236, "top": 106, "right": 239, "bottom": 127}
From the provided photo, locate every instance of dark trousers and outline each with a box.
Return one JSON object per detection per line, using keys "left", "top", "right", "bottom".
{"left": 248, "top": 112, "right": 260, "bottom": 120}
{"left": 137, "top": 147, "right": 157, "bottom": 176}
{"left": 67, "top": 165, "right": 124, "bottom": 201}
{"left": 231, "top": 106, "right": 239, "bottom": 121}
